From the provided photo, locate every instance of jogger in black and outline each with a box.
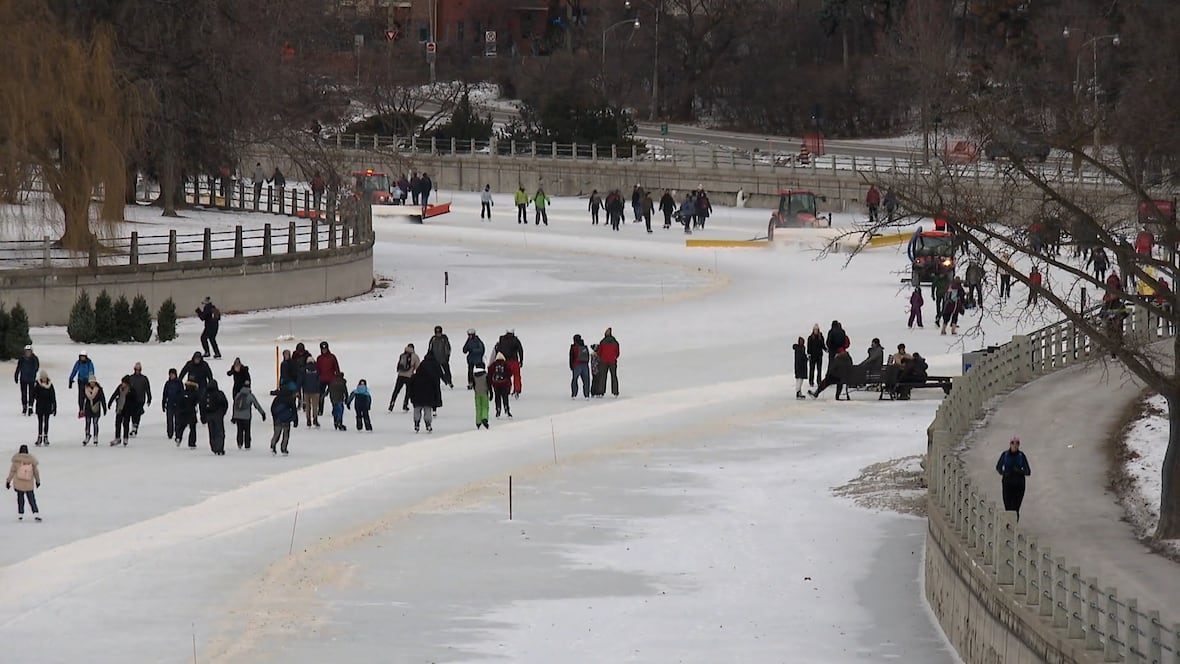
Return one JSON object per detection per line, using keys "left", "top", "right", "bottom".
{"left": 996, "top": 437, "right": 1031, "bottom": 520}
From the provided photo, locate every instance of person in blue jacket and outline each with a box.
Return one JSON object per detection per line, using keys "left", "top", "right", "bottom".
{"left": 14, "top": 345, "right": 39, "bottom": 416}
{"left": 68, "top": 350, "right": 96, "bottom": 417}
{"left": 161, "top": 368, "right": 183, "bottom": 441}
{"left": 461, "top": 329, "right": 485, "bottom": 390}
{"left": 996, "top": 436, "right": 1032, "bottom": 520}
{"left": 347, "top": 379, "right": 373, "bottom": 432}
{"left": 269, "top": 386, "right": 298, "bottom": 455}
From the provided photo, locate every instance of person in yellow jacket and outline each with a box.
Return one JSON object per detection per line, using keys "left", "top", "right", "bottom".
{"left": 514, "top": 187, "right": 529, "bottom": 224}
{"left": 532, "top": 188, "right": 550, "bottom": 226}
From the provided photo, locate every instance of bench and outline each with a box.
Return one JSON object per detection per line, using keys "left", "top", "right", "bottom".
{"left": 846, "top": 362, "right": 886, "bottom": 391}
{"left": 879, "top": 375, "right": 953, "bottom": 400}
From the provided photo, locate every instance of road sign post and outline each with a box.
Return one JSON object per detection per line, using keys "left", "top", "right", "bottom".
{"left": 484, "top": 30, "right": 497, "bottom": 58}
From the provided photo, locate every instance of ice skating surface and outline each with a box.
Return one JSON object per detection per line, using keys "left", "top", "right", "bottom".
{"left": 0, "top": 192, "right": 1037, "bottom": 662}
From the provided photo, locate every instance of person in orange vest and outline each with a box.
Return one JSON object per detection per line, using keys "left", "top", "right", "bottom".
{"left": 1027, "top": 265, "right": 1043, "bottom": 306}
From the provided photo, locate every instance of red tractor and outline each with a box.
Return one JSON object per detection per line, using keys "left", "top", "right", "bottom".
{"left": 769, "top": 190, "right": 829, "bottom": 228}
{"left": 353, "top": 169, "right": 395, "bottom": 205}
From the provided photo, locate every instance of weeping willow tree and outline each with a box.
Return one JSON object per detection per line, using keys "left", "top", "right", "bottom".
{"left": 0, "top": 0, "right": 137, "bottom": 249}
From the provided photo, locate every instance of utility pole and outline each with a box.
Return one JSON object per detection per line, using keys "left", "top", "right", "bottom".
{"left": 650, "top": 1, "right": 660, "bottom": 121}
{"left": 429, "top": 0, "right": 437, "bottom": 84}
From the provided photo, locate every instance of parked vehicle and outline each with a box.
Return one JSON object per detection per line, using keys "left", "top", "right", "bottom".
{"left": 984, "top": 137, "right": 1050, "bottom": 163}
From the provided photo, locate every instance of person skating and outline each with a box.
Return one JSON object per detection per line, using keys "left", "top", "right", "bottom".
{"left": 642, "top": 191, "right": 655, "bottom": 233}
{"left": 179, "top": 352, "right": 214, "bottom": 398}
{"left": 494, "top": 329, "right": 524, "bottom": 398}
{"left": 588, "top": 190, "right": 603, "bottom": 225}
{"left": 472, "top": 364, "right": 490, "bottom": 429}
{"left": 328, "top": 372, "right": 349, "bottom": 431}
{"left": 806, "top": 325, "right": 826, "bottom": 386}
{"left": 315, "top": 341, "right": 341, "bottom": 417}
{"left": 410, "top": 349, "right": 444, "bottom": 433}
{"left": 997, "top": 251, "right": 1014, "bottom": 300}
{"left": 175, "top": 380, "right": 200, "bottom": 448}
{"left": 1027, "top": 265, "right": 1042, "bottom": 306}
{"left": 693, "top": 187, "right": 712, "bottom": 229}
{"left": 68, "top": 350, "right": 96, "bottom": 417}
{"left": 489, "top": 353, "right": 512, "bottom": 418}
{"left": 480, "top": 184, "right": 493, "bottom": 220}
{"left": 569, "top": 334, "right": 591, "bottom": 399}
{"left": 161, "top": 369, "right": 182, "bottom": 441}
{"left": 515, "top": 186, "right": 529, "bottom": 224}
{"left": 201, "top": 378, "right": 229, "bottom": 455}
{"left": 462, "top": 329, "right": 485, "bottom": 390}
{"left": 941, "top": 276, "right": 966, "bottom": 335}
{"left": 195, "top": 297, "right": 222, "bottom": 359}
{"left": 82, "top": 377, "right": 107, "bottom": 446}
{"left": 410, "top": 172, "right": 421, "bottom": 206}
{"left": 809, "top": 348, "right": 853, "bottom": 401}
{"left": 278, "top": 349, "right": 298, "bottom": 393}
{"left": 418, "top": 172, "right": 433, "bottom": 208}
{"left": 291, "top": 341, "right": 312, "bottom": 368}
{"left": 14, "top": 345, "right": 38, "bottom": 416}
{"left": 429, "top": 326, "right": 454, "bottom": 389}
{"left": 389, "top": 344, "right": 420, "bottom": 412}
{"left": 347, "top": 379, "right": 373, "bottom": 432}
{"left": 226, "top": 358, "right": 251, "bottom": 398}
{"left": 825, "top": 321, "right": 848, "bottom": 364}
{"left": 299, "top": 355, "right": 321, "bottom": 428}
{"left": 231, "top": 380, "right": 266, "bottom": 449}
{"left": 631, "top": 184, "right": 645, "bottom": 223}
{"left": 607, "top": 191, "right": 625, "bottom": 231}
{"left": 908, "top": 287, "right": 925, "bottom": 329}
{"left": 596, "top": 328, "right": 621, "bottom": 397}
{"left": 269, "top": 386, "right": 297, "bottom": 455}
{"left": 883, "top": 188, "right": 898, "bottom": 222}
{"left": 1087, "top": 247, "right": 1109, "bottom": 282}
{"left": 107, "top": 377, "right": 141, "bottom": 446}
{"left": 678, "top": 193, "right": 694, "bottom": 234}
{"left": 865, "top": 185, "right": 881, "bottom": 224}
{"left": 6, "top": 444, "right": 41, "bottom": 522}
{"left": 792, "top": 337, "right": 808, "bottom": 399}
{"left": 659, "top": 189, "right": 676, "bottom": 229}
{"left": 31, "top": 372, "right": 56, "bottom": 446}
{"left": 124, "top": 362, "right": 152, "bottom": 436}
{"left": 589, "top": 344, "right": 605, "bottom": 397}
{"left": 996, "top": 436, "right": 1031, "bottom": 520}
{"left": 532, "top": 188, "right": 550, "bottom": 226}
{"left": 964, "top": 260, "right": 985, "bottom": 309}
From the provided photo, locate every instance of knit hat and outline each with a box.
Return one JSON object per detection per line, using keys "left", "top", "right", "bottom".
{"left": 467, "top": 328, "right": 476, "bottom": 335}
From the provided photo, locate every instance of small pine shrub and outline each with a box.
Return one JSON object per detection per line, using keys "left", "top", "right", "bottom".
{"left": 67, "top": 290, "right": 96, "bottom": 343}
{"left": 0, "top": 307, "right": 11, "bottom": 361}
{"left": 113, "top": 294, "right": 132, "bottom": 342}
{"left": 156, "top": 297, "right": 177, "bottom": 342}
{"left": 6, "top": 303, "right": 29, "bottom": 357}
{"left": 93, "top": 290, "right": 116, "bottom": 344}
{"left": 129, "top": 294, "right": 152, "bottom": 343}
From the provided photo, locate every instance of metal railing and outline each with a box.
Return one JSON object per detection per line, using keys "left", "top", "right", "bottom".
{"left": 327, "top": 133, "right": 1121, "bottom": 188}
{"left": 928, "top": 304, "right": 1180, "bottom": 662}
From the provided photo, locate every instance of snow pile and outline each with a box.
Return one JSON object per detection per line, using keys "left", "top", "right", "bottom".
{"left": 1120, "top": 393, "right": 1176, "bottom": 552}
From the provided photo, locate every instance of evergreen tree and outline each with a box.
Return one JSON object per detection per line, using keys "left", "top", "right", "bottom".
{"left": 156, "top": 297, "right": 177, "bottom": 342}
{"left": 129, "top": 294, "right": 152, "bottom": 343}
{"left": 0, "top": 307, "right": 11, "bottom": 361}
{"left": 7, "top": 303, "right": 30, "bottom": 357}
{"left": 94, "top": 290, "right": 116, "bottom": 343}
{"left": 67, "top": 290, "right": 96, "bottom": 343}
{"left": 113, "top": 294, "right": 132, "bottom": 342}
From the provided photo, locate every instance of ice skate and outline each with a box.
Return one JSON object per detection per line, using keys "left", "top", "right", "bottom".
{"left": 796, "top": 391, "right": 806, "bottom": 400}
{"left": 122, "top": 440, "right": 127, "bottom": 447}
{"left": 110, "top": 438, "right": 120, "bottom": 447}
{"left": 33, "top": 516, "right": 41, "bottom": 522}
{"left": 414, "top": 423, "right": 420, "bottom": 433}
{"left": 426, "top": 423, "right": 432, "bottom": 433}
{"left": 82, "top": 436, "right": 90, "bottom": 447}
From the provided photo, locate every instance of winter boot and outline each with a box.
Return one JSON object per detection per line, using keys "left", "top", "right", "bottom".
{"left": 951, "top": 324, "right": 959, "bottom": 335}
{"left": 940, "top": 323, "right": 948, "bottom": 335}
{"left": 426, "top": 423, "right": 432, "bottom": 433}
{"left": 414, "top": 422, "right": 420, "bottom": 433}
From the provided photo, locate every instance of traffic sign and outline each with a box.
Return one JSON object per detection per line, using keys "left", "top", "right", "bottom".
{"left": 385, "top": 29, "right": 399, "bottom": 42}
{"left": 660, "top": 123, "right": 668, "bottom": 136}
{"left": 425, "top": 41, "right": 437, "bottom": 54}
{"left": 484, "top": 31, "right": 497, "bottom": 43}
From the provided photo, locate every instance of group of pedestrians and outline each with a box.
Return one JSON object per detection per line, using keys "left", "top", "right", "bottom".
{"left": 569, "top": 329, "right": 621, "bottom": 399}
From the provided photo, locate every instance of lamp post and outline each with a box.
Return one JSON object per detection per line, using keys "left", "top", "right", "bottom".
{"left": 1063, "top": 28, "right": 1119, "bottom": 158}
{"left": 602, "top": 18, "right": 640, "bottom": 67}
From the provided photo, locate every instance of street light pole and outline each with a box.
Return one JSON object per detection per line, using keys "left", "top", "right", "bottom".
{"left": 1063, "top": 28, "right": 1119, "bottom": 159}
{"left": 651, "top": 1, "right": 660, "bottom": 121}
{"left": 601, "top": 18, "right": 640, "bottom": 68}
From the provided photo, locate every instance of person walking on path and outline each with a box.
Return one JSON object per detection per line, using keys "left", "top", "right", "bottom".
{"left": 806, "top": 325, "right": 826, "bottom": 387}
{"left": 1088, "top": 247, "right": 1109, "bottom": 282}
{"left": 631, "top": 184, "right": 645, "bottom": 223}
{"left": 997, "top": 251, "right": 1014, "bottom": 300}
{"left": 1027, "top": 265, "right": 1043, "bottom": 306}
{"left": 15, "top": 345, "right": 38, "bottom": 416}
{"left": 642, "top": 191, "right": 655, "bottom": 233}
{"left": 494, "top": 330, "right": 524, "bottom": 398}
{"left": 410, "top": 172, "right": 421, "bottom": 206}
{"left": 489, "top": 353, "right": 512, "bottom": 418}
{"left": 480, "top": 184, "right": 493, "bottom": 220}
{"left": 429, "top": 326, "right": 454, "bottom": 389}
{"left": 68, "top": 351, "right": 96, "bottom": 417}
{"left": 865, "top": 185, "right": 881, "bottom": 223}
{"left": 693, "top": 188, "right": 712, "bottom": 230}
{"left": 472, "top": 364, "right": 490, "bottom": 429}
{"left": 196, "top": 297, "right": 222, "bottom": 359}
{"left": 347, "top": 379, "right": 373, "bottom": 432}
{"left": 6, "top": 444, "right": 41, "bottom": 521}
{"left": 311, "top": 171, "right": 325, "bottom": 213}
{"left": 179, "top": 352, "right": 213, "bottom": 398}
{"left": 201, "top": 379, "right": 229, "bottom": 455}
{"left": 462, "top": 329, "right": 485, "bottom": 390}
{"left": 32, "top": 372, "right": 55, "bottom": 446}
{"left": 792, "top": 337, "right": 808, "bottom": 400}
{"left": 175, "top": 380, "right": 200, "bottom": 448}
{"left": 299, "top": 355, "right": 321, "bottom": 428}
{"left": 569, "top": 335, "right": 591, "bottom": 399}
{"left": 279, "top": 349, "right": 298, "bottom": 393}
{"left": 315, "top": 341, "right": 341, "bottom": 416}
{"left": 125, "top": 362, "right": 151, "bottom": 436}
{"left": 515, "top": 186, "right": 529, "bottom": 224}
{"left": 532, "top": 188, "right": 550, "bottom": 226}
{"left": 389, "top": 344, "right": 420, "bottom": 411}
{"left": 809, "top": 348, "right": 853, "bottom": 401}
{"left": 328, "top": 372, "right": 349, "bottom": 431}
{"left": 410, "top": 350, "right": 444, "bottom": 433}
{"left": 252, "top": 162, "right": 266, "bottom": 210}
{"left": 908, "top": 287, "right": 925, "bottom": 329}
{"left": 941, "top": 276, "right": 967, "bottom": 335}
{"left": 607, "top": 191, "right": 625, "bottom": 231}
{"left": 883, "top": 188, "right": 898, "bottom": 223}
{"left": 162, "top": 369, "right": 182, "bottom": 442}
{"left": 269, "top": 167, "right": 286, "bottom": 198}
{"left": 678, "top": 193, "right": 694, "bottom": 234}
{"left": 596, "top": 328, "right": 621, "bottom": 397}
{"left": 588, "top": 190, "right": 603, "bottom": 225}
{"left": 82, "top": 377, "right": 107, "bottom": 446}
{"left": 996, "top": 436, "right": 1031, "bottom": 520}
{"left": 231, "top": 380, "right": 266, "bottom": 450}
{"left": 226, "top": 358, "right": 251, "bottom": 399}
{"left": 418, "top": 172, "right": 433, "bottom": 207}
{"left": 825, "top": 321, "right": 848, "bottom": 364}
{"left": 964, "top": 259, "right": 985, "bottom": 309}
{"left": 107, "top": 377, "right": 141, "bottom": 446}
{"left": 659, "top": 189, "right": 676, "bottom": 229}
{"left": 269, "top": 386, "right": 297, "bottom": 455}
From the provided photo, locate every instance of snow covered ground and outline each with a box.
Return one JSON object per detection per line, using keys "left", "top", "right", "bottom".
{"left": 1119, "top": 393, "right": 1178, "bottom": 555}
{"left": 0, "top": 192, "right": 1030, "bottom": 662}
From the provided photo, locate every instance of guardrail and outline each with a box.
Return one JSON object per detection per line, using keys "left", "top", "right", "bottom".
{"left": 327, "top": 134, "right": 1121, "bottom": 189}
{"left": 928, "top": 305, "right": 1180, "bottom": 661}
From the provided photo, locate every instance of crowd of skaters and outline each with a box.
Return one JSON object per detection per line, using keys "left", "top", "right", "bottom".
{"left": 789, "top": 321, "right": 930, "bottom": 402}
{"left": 479, "top": 183, "right": 713, "bottom": 234}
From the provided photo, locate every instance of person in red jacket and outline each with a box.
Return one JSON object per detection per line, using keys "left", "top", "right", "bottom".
{"left": 1135, "top": 227, "right": 1155, "bottom": 256}
{"left": 865, "top": 186, "right": 881, "bottom": 223}
{"left": 595, "top": 328, "right": 621, "bottom": 397}
{"left": 315, "top": 341, "right": 340, "bottom": 417}
{"left": 1027, "top": 265, "right": 1043, "bottom": 306}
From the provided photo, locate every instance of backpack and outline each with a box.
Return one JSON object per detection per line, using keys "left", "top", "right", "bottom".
{"left": 491, "top": 362, "right": 509, "bottom": 383}
{"left": 233, "top": 390, "right": 251, "bottom": 414}
{"left": 16, "top": 462, "right": 33, "bottom": 482}
{"left": 212, "top": 306, "right": 221, "bottom": 321}
{"left": 397, "top": 352, "right": 412, "bottom": 372}
{"left": 578, "top": 346, "right": 590, "bottom": 363}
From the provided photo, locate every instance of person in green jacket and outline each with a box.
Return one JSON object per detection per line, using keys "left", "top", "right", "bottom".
{"left": 532, "top": 188, "right": 550, "bottom": 226}
{"left": 514, "top": 187, "right": 529, "bottom": 224}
